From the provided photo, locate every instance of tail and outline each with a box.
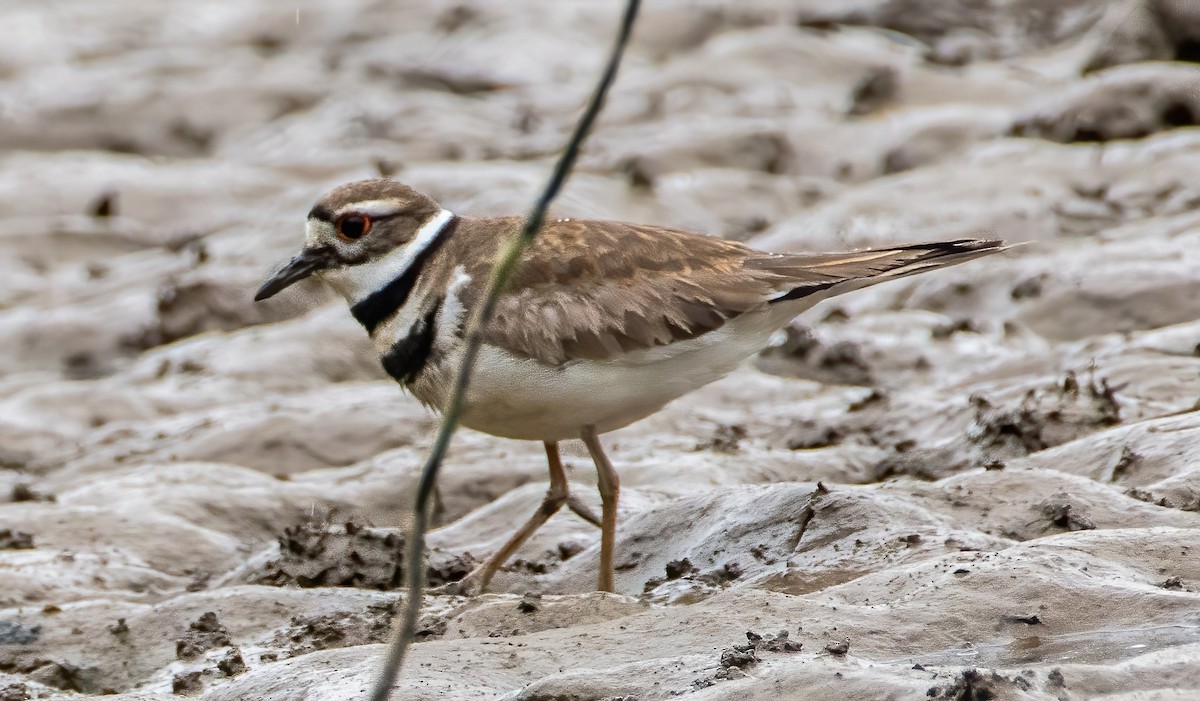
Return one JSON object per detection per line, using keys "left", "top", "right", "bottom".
{"left": 759, "top": 238, "right": 1007, "bottom": 304}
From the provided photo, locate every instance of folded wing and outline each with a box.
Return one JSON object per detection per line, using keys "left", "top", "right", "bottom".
{"left": 474, "top": 219, "right": 1002, "bottom": 366}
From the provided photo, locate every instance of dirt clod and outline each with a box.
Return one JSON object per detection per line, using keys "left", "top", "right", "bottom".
{"left": 10, "top": 484, "right": 53, "bottom": 503}
{"left": 760, "top": 326, "right": 873, "bottom": 386}
{"left": 746, "top": 630, "right": 802, "bottom": 653}
{"left": 0, "top": 684, "right": 30, "bottom": 701}
{"left": 927, "top": 668, "right": 1006, "bottom": 700}
{"left": 217, "top": 650, "right": 248, "bottom": 677}
{"left": 1037, "top": 497, "right": 1096, "bottom": 532}
{"left": 848, "top": 66, "right": 899, "bottom": 116}
{"left": 253, "top": 519, "right": 474, "bottom": 590}
{"left": 968, "top": 371, "right": 1121, "bottom": 456}
{"left": 175, "top": 612, "right": 231, "bottom": 659}
{"left": 784, "top": 420, "right": 843, "bottom": 450}
{"left": 719, "top": 647, "right": 756, "bottom": 670}
{"left": 0, "top": 529, "right": 34, "bottom": 550}
{"left": 931, "top": 319, "right": 979, "bottom": 339}
{"left": 1047, "top": 668, "right": 1067, "bottom": 689}
{"left": 517, "top": 593, "right": 542, "bottom": 614}
{"left": 695, "top": 423, "right": 748, "bottom": 453}
{"left": 108, "top": 618, "right": 129, "bottom": 637}
{"left": 1000, "top": 614, "right": 1042, "bottom": 626}
{"left": 664, "top": 558, "right": 697, "bottom": 580}
{"left": 171, "top": 671, "right": 203, "bottom": 695}
{"left": 271, "top": 599, "right": 400, "bottom": 658}
{"left": 694, "top": 630, "right": 804, "bottom": 688}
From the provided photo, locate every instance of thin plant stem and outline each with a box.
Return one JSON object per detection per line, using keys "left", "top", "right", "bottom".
{"left": 367, "top": 2, "right": 641, "bottom": 699}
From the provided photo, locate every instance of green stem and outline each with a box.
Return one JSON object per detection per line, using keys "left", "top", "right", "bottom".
{"left": 367, "top": 2, "right": 641, "bottom": 699}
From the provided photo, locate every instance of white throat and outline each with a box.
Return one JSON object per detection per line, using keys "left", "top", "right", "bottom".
{"left": 323, "top": 208, "right": 455, "bottom": 304}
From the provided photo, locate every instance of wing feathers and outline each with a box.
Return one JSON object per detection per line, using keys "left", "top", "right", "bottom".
{"left": 469, "top": 218, "right": 1002, "bottom": 365}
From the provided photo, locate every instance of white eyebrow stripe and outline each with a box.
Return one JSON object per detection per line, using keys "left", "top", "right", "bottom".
{"left": 337, "top": 208, "right": 456, "bottom": 304}
{"left": 399, "top": 208, "right": 456, "bottom": 277}
{"left": 335, "top": 199, "right": 409, "bottom": 219}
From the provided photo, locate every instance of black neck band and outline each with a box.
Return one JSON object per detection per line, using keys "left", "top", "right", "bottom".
{"left": 350, "top": 215, "right": 458, "bottom": 333}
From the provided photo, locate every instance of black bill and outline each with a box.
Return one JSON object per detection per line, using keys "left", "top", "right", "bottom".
{"left": 254, "top": 247, "right": 332, "bottom": 301}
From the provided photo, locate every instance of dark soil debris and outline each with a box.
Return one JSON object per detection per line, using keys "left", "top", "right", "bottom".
{"left": 1000, "top": 614, "right": 1042, "bottom": 626}
{"left": 175, "top": 612, "right": 231, "bottom": 659}
{"left": 784, "top": 420, "right": 843, "bottom": 450}
{"left": 0, "top": 530, "right": 34, "bottom": 550}
{"left": 818, "top": 342, "right": 873, "bottom": 386}
{"left": 0, "top": 684, "right": 30, "bottom": 701}
{"left": 699, "top": 562, "right": 743, "bottom": 586}
{"left": 0, "top": 622, "right": 42, "bottom": 645}
{"left": 10, "top": 483, "right": 53, "bottom": 503}
{"left": 1047, "top": 668, "right": 1067, "bottom": 689}
{"left": 1126, "top": 482, "right": 1200, "bottom": 512}
{"left": 557, "top": 540, "right": 586, "bottom": 561}
{"left": 872, "top": 447, "right": 965, "bottom": 482}
{"left": 253, "top": 518, "right": 474, "bottom": 590}
{"left": 21, "top": 660, "right": 86, "bottom": 693}
{"left": 1010, "top": 276, "right": 1044, "bottom": 300}
{"left": 1109, "top": 445, "right": 1142, "bottom": 482}
{"left": 847, "top": 389, "right": 887, "bottom": 412}
{"left": 695, "top": 423, "right": 748, "bottom": 453}
{"left": 760, "top": 326, "right": 873, "bottom": 386}
{"left": 271, "top": 599, "right": 400, "bottom": 658}
{"left": 664, "top": 558, "right": 698, "bottom": 580}
{"left": 694, "top": 630, "right": 800, "bottom": 688}
{"left": 1037, "top": 497, "right": 1096, "bottom": 532}
{"left": 968, "top": 371, "right": 1121, "bottom": 456}
{"left": 926, "top": 668, "right": 1011, "bottom": 700}
{"left": 217, "top": 650, "right": 248, "bottom": 677}
{"left": 108, "top": 618, "right": 129, "bottom": 637}
{"left": 931, "top": 318, "right": 979, "bottom": 339}
{"left": 517, "top": 593, "right": 541, "bottom": 614}
{"left": 848, "top": 66, "right": 899, "bottom": 116}
{"left": 745, "top": 630, "right": 803, "bottom": 653}
{"left": 171, "top": 671, "right": 203, "bottom": 695}
{"left": 823, "top": 638, "right": 850, "bottom": 656}
{"left": 643, "top": 558, "right": 742, "bottom": 593}
{"left": 89, "top": 191, "right": 117, "bottom": 218}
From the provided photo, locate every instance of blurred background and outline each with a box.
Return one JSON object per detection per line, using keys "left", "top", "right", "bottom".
{"left": 3, "top": 1, "right": 1200, "bottom": 699}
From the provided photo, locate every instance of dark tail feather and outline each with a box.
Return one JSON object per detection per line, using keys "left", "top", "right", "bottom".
{"left": 767, "top": 237, "right": 1007, "bottom": 304}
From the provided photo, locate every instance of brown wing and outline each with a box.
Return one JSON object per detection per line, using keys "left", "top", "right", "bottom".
{"left": 472, "top": 219, "right": 774, "bottom": 365}
{"left": 465, "top": 218, "right": 1002, "bottom": 366}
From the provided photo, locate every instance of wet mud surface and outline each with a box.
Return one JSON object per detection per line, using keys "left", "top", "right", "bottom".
{"left": 3, "top": 1, "right": 1200, "bottom": 699}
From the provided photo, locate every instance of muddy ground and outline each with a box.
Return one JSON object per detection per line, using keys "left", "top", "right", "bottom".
{"left": 3, "top": 1, "right": 1200, "bottom": 699}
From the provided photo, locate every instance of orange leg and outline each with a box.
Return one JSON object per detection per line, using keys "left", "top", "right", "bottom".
{"left": 580, "top": 425, "right": 620, "bottom": 593}
{"left": 452, "top": 442, "right": 573, "bottom": 595}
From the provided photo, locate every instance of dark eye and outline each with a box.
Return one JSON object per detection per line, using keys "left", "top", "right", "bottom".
{"left": 336, "top": 214, "right": 371, "bottom": 241}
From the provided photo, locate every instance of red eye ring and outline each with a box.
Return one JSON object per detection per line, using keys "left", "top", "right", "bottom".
{"left": 335, "top": 213, "right": 371, "bottom": 242}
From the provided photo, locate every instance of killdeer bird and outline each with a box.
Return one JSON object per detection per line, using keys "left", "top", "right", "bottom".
{"left": 255, "top": 178, "right": 1003, "bottom": 595}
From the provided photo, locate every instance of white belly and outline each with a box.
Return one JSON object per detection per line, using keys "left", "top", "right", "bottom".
{"left": 451, "top": 302, "right": 802, "bottom": 442}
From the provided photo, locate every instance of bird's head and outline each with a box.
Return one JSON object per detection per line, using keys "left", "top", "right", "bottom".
{"left": 254, "top": 179, "right": 447, "bottom": 302}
